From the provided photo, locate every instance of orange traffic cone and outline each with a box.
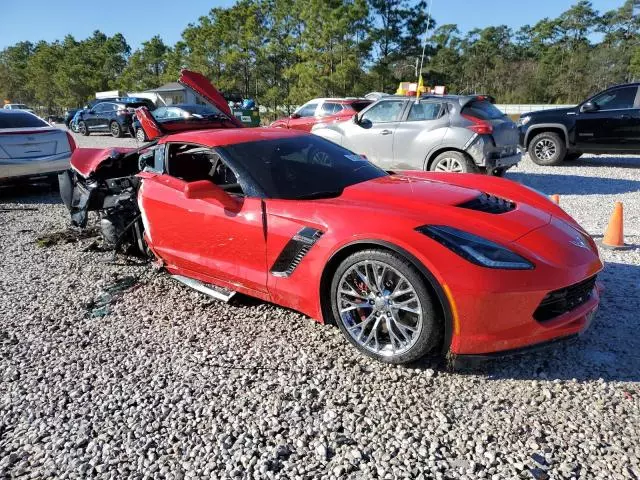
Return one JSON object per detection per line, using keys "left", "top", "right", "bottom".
{"left": 601, "top": 202, "right": 629, "bottom": 250}
{"left": 550, "top": 194, "right": 560, "bottom": 205}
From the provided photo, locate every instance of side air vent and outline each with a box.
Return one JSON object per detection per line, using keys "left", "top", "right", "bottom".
{"left": 458, "top": 193, "right": 515, "bottom": 214}
{"left": 271, "top": 227, "right": 324, "bottom": 277}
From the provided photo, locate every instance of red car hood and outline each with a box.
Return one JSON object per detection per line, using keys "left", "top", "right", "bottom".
{"left": 339, "top": 174, "right": 552, "bottom": 242}
{"left": 70, "top": 147, "right": 135, "bottom": 178}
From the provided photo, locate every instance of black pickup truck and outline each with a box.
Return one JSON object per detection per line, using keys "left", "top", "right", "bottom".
{"left": 518, "top": 83, "right": 640, "bottom": 165}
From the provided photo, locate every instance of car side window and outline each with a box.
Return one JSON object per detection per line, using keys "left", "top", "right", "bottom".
{"left": 166, "top": 143, "right": 242, "bottom": 194}
{"left": 360, "top": 100, "right": 405, "bottom": 123}
{"left": 320, "top": 102, "right": 342, "bottom": 116}
{"left": 296, "top": 103, "right": 318, "bottom": 118}
{"left": 93, "top": 104, "right": 107, "bottom": 113}
{"left": 406, "top": 102, "right": 443, "bottom": 121}
{"left": 591, "top": 86, "right": 638, "bottom": 110}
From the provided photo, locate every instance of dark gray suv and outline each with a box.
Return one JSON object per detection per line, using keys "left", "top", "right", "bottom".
{"left": 312, "top": 95, "right": 521, "bottom": 175}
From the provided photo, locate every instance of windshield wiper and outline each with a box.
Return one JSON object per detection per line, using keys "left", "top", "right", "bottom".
{"left": 289, "top": 189, "right": 343, "bottom": 200}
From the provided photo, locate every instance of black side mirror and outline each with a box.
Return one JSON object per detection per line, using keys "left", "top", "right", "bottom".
{"left": 290, "top": 112, "right": 301, "bottom": 119}
{"left": 581, "top": 102, "right": 598, "bottom": 113}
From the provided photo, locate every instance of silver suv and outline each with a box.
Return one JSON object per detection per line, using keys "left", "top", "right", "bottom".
{"left": 312, "top": 95, "right": 521, "bottom": 175}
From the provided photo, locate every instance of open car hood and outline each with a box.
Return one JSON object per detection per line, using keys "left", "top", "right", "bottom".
{"left": 135, "top": 69, "right": 244, "bottom": 141}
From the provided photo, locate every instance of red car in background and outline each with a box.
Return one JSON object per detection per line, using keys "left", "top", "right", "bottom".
{"left": 270, "top": 98, "right": 372, "bottom": 132}
{"left": 60, "top": 70, "right": 603, "bottom": 366}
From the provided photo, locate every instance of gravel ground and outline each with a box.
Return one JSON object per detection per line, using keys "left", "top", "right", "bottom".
{"left": 1, "top": 131, "right": 639, "bottom": 479}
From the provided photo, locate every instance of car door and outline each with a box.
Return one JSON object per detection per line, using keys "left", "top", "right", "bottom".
{"left": 391, "top": 100, "right": 448, "bottom": 169}
{"left": 138, "top": 142, "right": 268, "bottom": 294}
{"left": 340, "top": 99, "right": 407, "bottom": 169}
{"left": 575, "top": 85, "right": 639, "bottom": 151}
{"left": 82, "top": 104, "right": 101, "bottom": 130}
{"left": 91, "top": 103, "right": 112, "bottom": 131}
{"left": 289, "top": 102, "right": 320, "bottom": 131}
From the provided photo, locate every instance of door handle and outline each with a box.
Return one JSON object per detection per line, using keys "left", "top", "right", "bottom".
{"left": 380, "top": 129, "right": 392, "bottom": 135}
{"left": 619, "top": 114, "right": 631, "bottom": 119}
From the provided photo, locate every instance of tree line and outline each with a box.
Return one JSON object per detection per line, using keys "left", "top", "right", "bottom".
{"left": 0, "top": 0, "right": 637, "bottom": 118}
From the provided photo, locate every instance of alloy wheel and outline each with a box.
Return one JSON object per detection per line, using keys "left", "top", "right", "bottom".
{"left": 111, "top": 123, "right": 120, "bottom": 137}
{"left": 533, "top": 139, "right": 556, "bottom": 161}
{"left": 336, "top": 260, "right": 423, "bottom": 357}
{"left": 434, "top": 157, "right": 464, "bottom": 173}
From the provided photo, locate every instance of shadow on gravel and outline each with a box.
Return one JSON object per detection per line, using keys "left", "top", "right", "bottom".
{"left": 506, "top": 172, "right": 640, "bottom": 195}
{"left": 475, "top": 261, "right": 640, "bottom": 383}
{"left": 571, "top": 155, "right": 640, "bottom": 169}
{"left": 0, "top": 183, "right": 61, "bottom": 205}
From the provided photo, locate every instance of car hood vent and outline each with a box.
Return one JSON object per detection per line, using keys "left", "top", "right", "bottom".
{"left": 457, "top": 193, "right": 515, "bottom": 214}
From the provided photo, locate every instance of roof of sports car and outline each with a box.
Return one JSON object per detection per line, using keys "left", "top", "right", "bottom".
{"left": 160, "top": 127, "right": 307, "bottom": 147}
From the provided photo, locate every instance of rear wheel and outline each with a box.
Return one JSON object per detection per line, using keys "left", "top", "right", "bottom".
{"left": 110, "top": 121, "right": 123, "bottom": 138}
{"left": 78, "top": 121, "right": 89, "bottom": 136}
{"left": 330, "top": 249, "right": 441, "bottom": 364}
{"left": 430, "top": 151, "right": 477, "bottom": 173}
{"left": 528, "top": 132, "right": 566, "bottom": 166}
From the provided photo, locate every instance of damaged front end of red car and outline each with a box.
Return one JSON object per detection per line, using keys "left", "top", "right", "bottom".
{"left": 58, "top": 144, "right": 154, "bottom": 253}
{"left": 59, "top": 69, "right": 243, "bottom": 253}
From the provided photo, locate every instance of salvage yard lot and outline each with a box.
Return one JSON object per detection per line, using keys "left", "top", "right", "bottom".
{"left": 1, "top": 131, "right": 639, "bottom": 479}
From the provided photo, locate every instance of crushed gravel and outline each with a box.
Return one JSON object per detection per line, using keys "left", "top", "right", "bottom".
{"left": 1, "top": 134, "right": 639, "bottom": 479}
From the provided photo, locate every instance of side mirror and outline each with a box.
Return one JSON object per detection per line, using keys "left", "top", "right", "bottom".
{"left": 183, "top": 180, "right": 237, "bottom": 209}
{"left": 580, "top": 102, "right": 598, "bottom": 113}
{"left": 290, "top": 112, "right": 301, "bottom": 119}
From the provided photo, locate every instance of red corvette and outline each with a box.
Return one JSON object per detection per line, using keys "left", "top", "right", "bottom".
{"left": 59, "top": 71, "right": 603, "bottom": 364}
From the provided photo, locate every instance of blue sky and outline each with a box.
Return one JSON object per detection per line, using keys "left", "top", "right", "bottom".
{"left": 1, "top": 0, "right": 624, "bottom": 51}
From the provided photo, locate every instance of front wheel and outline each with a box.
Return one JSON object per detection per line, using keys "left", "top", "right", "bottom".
{"left": 330, "top": 249, "right": 441, "bottom": 364}
{"left": 430, "top": 151, "right": 477, "bottom": 173}
{"left": 110, "top": 121, "right": 123, "bottom": 138}
{"left": 528, "top": 132, "right": 566, "bottom": 166}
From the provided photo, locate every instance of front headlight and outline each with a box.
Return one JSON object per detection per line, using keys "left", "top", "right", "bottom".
{"left": 416, "top": 225, "right": 534, "bottom": 270}
{"left": 518, "top": 115, "right": 531, "bottom": 126}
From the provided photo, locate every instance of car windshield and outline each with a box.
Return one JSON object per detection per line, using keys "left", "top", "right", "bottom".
{"left": 0, "top": 112, "right": 48, "bottom": 128}
{"left": 154, "top": 105, "right": 225, "bottom": 122}
{"left": 219, "top": 135, "right": 388, "bottom": 199}
{"left": 463, "top": 100, "right": 505, "bottom": 120}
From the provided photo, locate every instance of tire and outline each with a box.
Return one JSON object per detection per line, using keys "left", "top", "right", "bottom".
{"left": 110, "top": 121, "right": 123, "bottom": 138}
{"left": 135, "top": 128, "right": 147, "bottom": 143}
{"left": 430, "top": 151, "right": 477, "bottom": 173}
{"left": 528, "top": 132, "right": 566, "bottom": 166}
{"left": 565, "top": 151, "right": 582, "bottom": 162}
{"left": 78, "top": 121, "right": 89, "bottom": 136}
{"left": 330, "top": 249, "right": 441, "bottom": 364}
